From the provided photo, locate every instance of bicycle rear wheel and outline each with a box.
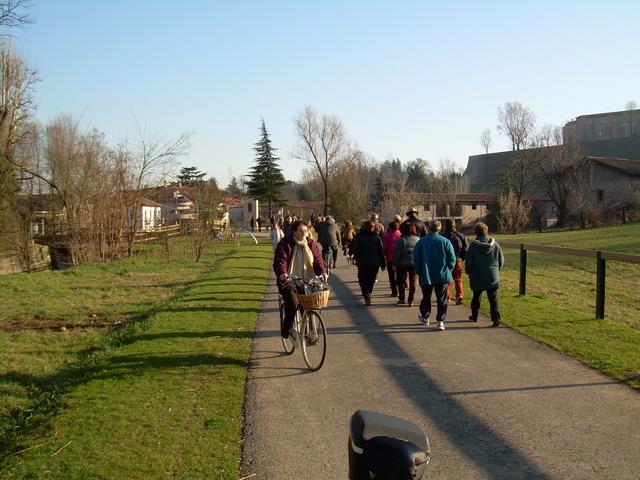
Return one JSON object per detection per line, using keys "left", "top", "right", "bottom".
{"left": 279, "top": 296, "right": 295, "bottom": 355}
{"left": 301, "top": 310, "right": 327, "bottom": 371}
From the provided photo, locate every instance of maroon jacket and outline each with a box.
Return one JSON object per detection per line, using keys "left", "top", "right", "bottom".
{"left": 273, "top": 234, "right": 326, "bottom": 291}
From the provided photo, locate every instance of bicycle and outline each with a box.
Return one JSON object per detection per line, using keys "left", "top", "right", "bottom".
{"left": 322, "top": 248, "right": 334, "bottom": 277}
{"left": 278, "top": 276, "right": 329, "bottom": 371}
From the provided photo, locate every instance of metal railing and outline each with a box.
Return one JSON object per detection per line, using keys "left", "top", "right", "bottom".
{"left": 500, "top": 241, "right": 640, "bottom": 319}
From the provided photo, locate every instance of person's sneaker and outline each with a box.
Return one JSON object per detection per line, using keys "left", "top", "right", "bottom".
{"left": 289, "top": 329, "right": 300, "bottom": 347}
{"left": 436, "top": 321, "right": 445, "bottom": 331}
{"left": 408, "top": 302, "right": 413, "bottom": 308}
{"left": 456, "top": 297, "right": 463, "bottom": 305}
{"left": 492, "top": 319, "right": 501, "bottom": 328}
{"left": 468, "top": 315, "right": 478, "bottom": 322}
{"left": 417, "top": 314, "right": 429, "bottom": 325}
{"left": 365, "top": 296, "right": 372, "bottom": 306}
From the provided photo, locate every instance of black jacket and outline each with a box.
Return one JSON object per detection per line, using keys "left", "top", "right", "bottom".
{"left": 350, "top": 231, "right": 386, "bottom": 268}
{"left": 400, "top": 214, "right": 427, "bottom": 237}
{"left": 442, "top": 229, "right": 467, "bottom": 260}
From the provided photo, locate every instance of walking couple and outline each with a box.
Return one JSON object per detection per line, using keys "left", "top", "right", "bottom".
{"left": 414, "top": 220, "right": 504, "bottom": 331}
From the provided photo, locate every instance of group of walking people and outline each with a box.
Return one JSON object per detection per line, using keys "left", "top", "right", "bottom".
{"left": 270, "top": 209, "right": 504, "bottom": 344}
{"left": 348, "top": 209, "right": 504, "bottom": 331}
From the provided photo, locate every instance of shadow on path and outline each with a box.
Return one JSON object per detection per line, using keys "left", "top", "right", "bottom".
{"left": 329, "top": 274, "right": 553, "bottom": 479}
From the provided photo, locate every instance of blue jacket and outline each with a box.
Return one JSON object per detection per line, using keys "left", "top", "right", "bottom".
{"left": 413, "top": 232, "right": 456, "bottom": 286}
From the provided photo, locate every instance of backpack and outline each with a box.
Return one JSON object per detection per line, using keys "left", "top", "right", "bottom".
{"left": 454, "top": 231, "right": 467, "bottom": 260}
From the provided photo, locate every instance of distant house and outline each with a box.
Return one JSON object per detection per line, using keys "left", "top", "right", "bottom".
{"left": 137, "top": 198, "right": 163, "bottom": 230}
{"left": 579, "top": 157, "right": 640, "bottom": 208}
{"left": 146, "top": 185, "right": 198, "bottom": 224}
{"left": 381, "top": 192, "right": 498, "bottom": 226}
{"left": 14, "top": 193, "right": 65, "bottom": 237}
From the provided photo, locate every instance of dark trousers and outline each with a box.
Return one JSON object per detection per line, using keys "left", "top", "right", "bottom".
{"left": 387, "top": 264, "right": 398, "bottom": 295}
{"left": 419, "top": 283, "right": 448, "bottom": 322}
{"left": 471, "top": 288, "right": 501, "bottom": 321}
{"left": 358, "top": 265, "right": 379, "bottom": 298}
{"left": 397, "top": 266, "right": 417, "bottom": 303}
{"left": 322, "top": 246, "right": 338, "bottom": 267}
{"left": 280, "top": 283, "right": 299, "bottom": 337}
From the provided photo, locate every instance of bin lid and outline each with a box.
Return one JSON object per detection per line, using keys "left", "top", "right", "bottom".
{"left": 350, "top": 410, "right": 429, "bottom": 452}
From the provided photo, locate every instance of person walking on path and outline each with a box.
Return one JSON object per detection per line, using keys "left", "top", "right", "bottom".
{"left": 282, "top": 215, "right": 292, "bottom": 235}
{"left": 401, "top": 208, "right": 427, "bottom": 237}
{"left": 273, "top": 220, "right": 326, "bottom": 343}
{"left": 270, "top": 220, "right": 284, "bottom": 250}
{"left": 392, "top": 222, "right": 420, "bottom": 307}
{"left": 442, "top": 218, "right": 467, "bottom": 305}
{"left": 350, "top": 219, "right": 386, "bottom": 306}
{"left": 317, "top": 215, "right": 341, "bottom": 269}
{"left": 370, "top": 213, "right": 385, "bottom": 237}
{"left": 465, "top": 222, "right": 504, "bottom": 327}
{"left": 256, "top": 216, "right": 263, "bottom": 232}
{"left": 341, "top": 220, "right": 356, "bottom": 260}
{"left": 413, "top": 220, "right": 456, "bottom": 331}
{"left": 250, "top": 216, "right": 256, "bottom": 232}
{"left": 382, "top": 221, "right": 401, "bottom": 297}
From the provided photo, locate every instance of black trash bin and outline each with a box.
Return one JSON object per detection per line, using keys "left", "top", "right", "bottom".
{"left": 348, "top": 409, "right": 430, "bottom": 480}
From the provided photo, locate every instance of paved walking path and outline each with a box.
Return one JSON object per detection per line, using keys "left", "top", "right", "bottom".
{"left": 241, "top": 262, "right": 639, "bottom": 480}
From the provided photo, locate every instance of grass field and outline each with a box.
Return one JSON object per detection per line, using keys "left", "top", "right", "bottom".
{"left": 0, "top": 237, "right": 273, "bottom": 478}
{"left": 490, "top": 222, "right": 640, "bottom": 389}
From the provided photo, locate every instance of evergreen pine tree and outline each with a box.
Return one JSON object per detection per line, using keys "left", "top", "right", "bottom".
{"left": 177, "top": 166, "right": 205, "bottom": 186}
{"left": 245, "top": 119, "right": 286, "bottom": 219}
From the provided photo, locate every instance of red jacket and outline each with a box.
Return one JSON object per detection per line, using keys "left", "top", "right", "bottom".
{"left": 273, "top": 234, "right": 326, "bottom": 291}
{"left": 382, "top": 229, "right": 401, "bottom": 262}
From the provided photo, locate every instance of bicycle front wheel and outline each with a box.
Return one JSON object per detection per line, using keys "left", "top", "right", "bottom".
{"left": 280, "top": 296, "right": 295, "bottom": 355}
{"left": 301, "top": 310, "right": 327, "bottom": 371}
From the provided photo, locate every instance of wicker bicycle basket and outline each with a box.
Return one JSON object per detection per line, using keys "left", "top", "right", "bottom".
{"left": 297, "top": 289, "right": 330, "bottom": 310}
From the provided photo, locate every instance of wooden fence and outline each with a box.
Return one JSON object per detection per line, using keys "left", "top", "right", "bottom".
{"left": 134, "top": 224, "right": 182, "bottom": 243}
{"left": 500, "top": 242, "right": 640, "bottom": 319}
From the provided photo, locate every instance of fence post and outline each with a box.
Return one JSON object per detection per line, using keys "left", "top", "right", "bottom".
{"left": 596, "top": 251, "right": 605, "bottom": 319}
{"left": 519, "top": 244, "right": 527, "bottom": 296}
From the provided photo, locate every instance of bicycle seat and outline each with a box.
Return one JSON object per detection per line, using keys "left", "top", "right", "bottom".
{"left": 348, "top": 410, "right": 430, "bottom": 480}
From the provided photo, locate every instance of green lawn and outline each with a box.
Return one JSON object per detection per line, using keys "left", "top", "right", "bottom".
{"left": 0, "top": 237, "right": 273, "bottom": 478}
{"left": 488, "top": 222, "right": 640, "bottom": 389}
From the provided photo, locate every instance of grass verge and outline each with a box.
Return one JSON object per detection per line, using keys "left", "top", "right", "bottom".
{"left": 481, "top": 223, "right": 640, "bottom": 389}
{"left": 1, "top": 238, "right": 273, "bottom": 479}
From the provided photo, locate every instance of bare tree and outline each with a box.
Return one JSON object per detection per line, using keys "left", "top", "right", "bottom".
{"left": 0, "top": 42, "right": 38, "bottom": 265}
{"left": 498, "top": 147, "right": 543, "bottom": 204}
{"left": 538, "top": 141, "right": 586, "bottom": 227}
{"left": 191, "top": 179, "right": 221, "bottom": 262}
{"left": 293, "top": 105, "right": 354, "bottom": 215}
{"left": 498, "top": 190, "right": 532, "bottom": 234}
{"left": 125, "top": 126, "right": 190, "bottom": 254}
{"left": 497, "top": 101, "right": 536, "bottom": 151}
{"left": 625, "top": 100, "right": 637, "bottom": 136}
{"left": 480, "top": 128, "right": 492, "bottom": 154}
{"left": 536, "top": 124, "right": 563, "bottom": 147}
{"left": 0, "top": 0, "right": 32, "bottom": 33}
{"left": 329, "top": 150, "right": 373, "bottom": 221}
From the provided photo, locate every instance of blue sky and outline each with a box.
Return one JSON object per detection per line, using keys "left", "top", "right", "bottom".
{"left": 15, "top": 0, "right": 640, "bottom": 186}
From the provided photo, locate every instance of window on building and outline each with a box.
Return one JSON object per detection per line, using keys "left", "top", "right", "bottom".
{"left": 472, "top": 203, "right": 477, "bottom": 210}
{"left": 247, "top": 203, "right": 252, "bottom": 212}
{"left": 597, "top": 190, "right": 604, "bottom": 203}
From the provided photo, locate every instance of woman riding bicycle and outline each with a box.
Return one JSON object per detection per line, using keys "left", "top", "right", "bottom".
{"left": 273, "top": 219, "right": 327, "bottom": 343}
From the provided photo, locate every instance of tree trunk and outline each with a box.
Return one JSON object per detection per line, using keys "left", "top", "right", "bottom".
{"left": 323, "top": 180, "right": 328, "bottom": 215}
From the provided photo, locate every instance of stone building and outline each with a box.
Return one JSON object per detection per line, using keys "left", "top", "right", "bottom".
{"left": 563, "top": 108, "right": 640, "bottom": 143}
